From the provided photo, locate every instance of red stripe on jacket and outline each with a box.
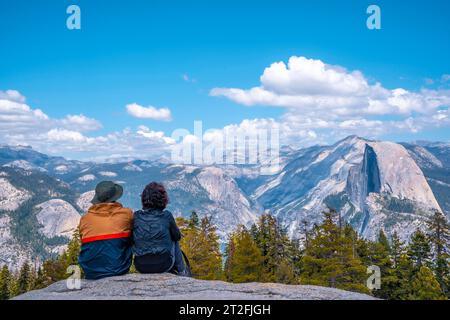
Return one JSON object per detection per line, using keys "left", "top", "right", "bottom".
{"left": 81, "top": 232, "right": 131, "bottom": 244}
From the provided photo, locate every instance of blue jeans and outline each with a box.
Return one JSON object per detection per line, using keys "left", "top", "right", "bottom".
{"left": 134, "top": 241, "right": 190, "bottom": 276}
{"left": 170, "top": 241, "right": 190, "bottom": 276}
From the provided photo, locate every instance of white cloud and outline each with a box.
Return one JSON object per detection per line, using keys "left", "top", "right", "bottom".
{"left": 199, "top": 118, "right": 320, "bottom": 151}
{"left": 137, "top": 125, "right": 175, "bottom": 144}
{"left": 3, "top": 54, "right": 450, "bottom": 163}
{"left": 61, "top": 114, "right": 102, "bottom": 131}
{"left": 0, "top": 90, "right": 175, "bottom": 160}
{"left": 210, "top": 56, "right": 450, "bottom": 117}
{"left": 47, "top": 129, "right": 87, "bottom": 142}
{"left": 7, "top": 126, "right": 175, "bottom": 161}
{"left": 126, "top": 103, "right": 172, "bottom": 121}
{"left": 182, "top": 73, "right": 196, "bottom": 83}
{"left": 0, "top": 90, "right": 26, "bottom": 103}
{"left": 0, "top": 90, "right": 102, "bottom": 137}
{"left": 0, "top": 90, "right": 122, "bottom": 158}
{"left": 259, "top": 57, "right": 368, "bottom": 96}
{"left": 209, "top": 56, "right": 450, "bottom": 144}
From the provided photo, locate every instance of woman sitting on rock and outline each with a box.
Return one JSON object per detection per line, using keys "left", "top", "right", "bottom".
{"left": 132, "top": 182, "right": 191, "bottom": 276}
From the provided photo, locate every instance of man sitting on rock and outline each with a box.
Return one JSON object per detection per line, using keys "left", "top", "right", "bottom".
{"left": 78, "top": 181, "right": 133, "bottom": 280}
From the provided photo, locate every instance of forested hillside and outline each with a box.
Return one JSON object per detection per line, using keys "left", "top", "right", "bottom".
{"left": 2, "top": 209, "right": 448, "bottom": 300}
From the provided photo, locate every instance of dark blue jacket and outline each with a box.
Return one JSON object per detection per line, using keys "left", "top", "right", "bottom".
{"left": 78, "top": 202, "right": 133, "bottom": 280}
{"left": 79, "top": 237, "right": 132, "bottom": 280}
{"left": 132, "top": 209, "right": 181, "bottom": 257}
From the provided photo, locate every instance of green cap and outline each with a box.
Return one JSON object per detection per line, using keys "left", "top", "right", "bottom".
{"left": 91, "top": 181, "right": 123, "bottom": 204}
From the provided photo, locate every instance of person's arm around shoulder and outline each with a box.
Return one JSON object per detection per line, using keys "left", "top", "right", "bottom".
{"left": 166, "top": 210, "right": 181, "bottom": 241}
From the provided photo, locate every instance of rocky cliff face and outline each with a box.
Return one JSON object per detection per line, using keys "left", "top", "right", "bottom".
{"left": 0, "top": 165, "right": 82, "bottom": 270}
{"left": 0, "top": 176, "right": 31, "bottom": 211}
{"left": 35, "top": 199, "right": 80, "bottom": 239}
{"left": 13, "top": 273, "right": 376, "bottom": 300}
{"left": 0, "top": 215, "right": 33, "bottom": 269}
{"left": 402, "top": 141, "right": 450, "bottom": 216}
{"left": 369, "top": 141, "right": 440, "bottom": 209}
{"left": 251, "top": 136, "right": 443, "bottom": 242}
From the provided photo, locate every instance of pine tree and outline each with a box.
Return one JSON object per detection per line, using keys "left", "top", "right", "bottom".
{"left": 250, "top": 223, "right": 258, "bottom": 240}
{"left": 7, "top": 273, "right": 19, "bottom": 298}
{"left": 409, "top": 266, "right": 446, "bottom": 300}
{"left": 17, "top": 262, "right": 31, "bottom": 295}
{"left": 426, "top": 211, "right": 450, "bottom": 296}
{"left": 179, "top": 215, "right": 200, "bottom": 273}
{"left": 226, "top": 225, "right": 264, "bottom": 283}
{"left": 366, "top": 230, "right": 397, "bottom": 299}
{"left": 355, "top": 236, "right": 372, "bottom": 266}
{"left": 378, "top": 230, "right": 390, "bottom": 251}
{"left": 27, "top": 264, "right": 38, "bottom": 291}
{"left": 252, "top": 214, "right": 296, "bottom": 283}
{"left": 390, "top": 231, "right": 404, "bottom": 268}
{"left": 300, "top": 210, "right": 368, "bottom": 293}
{"left": 33, "top": 267, "right": 47, "bottom": 290}
{"left": 285, "top": 238, "right": 303, "bottom": 279}
{"left": 274, "top": 260, "right": 296, "bottom": 284}
{"left": 408, "top": 229, "right": 431, "bottom": 270}
{"left": 65, "top": 229, "right": 81, "bottom": 266}
{"left": 9, "top": 271, "right": 20, "bottom": 299}
{"left": 175, "top": 216, "right": 189, "bottom": 231}
{"left": 188, "top": 211, "right": 199, "bottom": 228}
{"left": 391, "top": 253, "right": 415, "bottom": 299}
{"left": 179, "top": 214, "right": 223, "bottom": 280}
{"left": 224, "top": 234, "right": 236, "bottom": 282}
{"left": 0, "top": 265, "right": 11, "bottom": 300}
{"left": 194, "top": 216, "right": 223, "bottom": 280}
{"left": 301, "top": 219, "right": 310, "bottom": 250}
{"left": 41, "top": 258, "right": 67, "bottom": 284}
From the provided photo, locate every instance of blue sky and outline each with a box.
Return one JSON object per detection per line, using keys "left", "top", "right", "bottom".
{"left": 0, "top": 0, "right": 449, "bottom": 159}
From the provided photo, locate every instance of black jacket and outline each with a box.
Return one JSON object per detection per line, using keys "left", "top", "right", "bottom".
{"left": 132, "top": 209, "right": 181, "bottom": 257}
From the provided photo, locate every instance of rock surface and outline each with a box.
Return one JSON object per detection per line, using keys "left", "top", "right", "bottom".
{"left": 14, "top": 273, "right": 376, "bottom": 300}
{"left": 35, "top": 199, "right": 81, "bottom": 238}
{"left": 0, "top": 215, "right": 32, "bottom": 269}
{"left": 0, "top": 177, "right": 31, "bottom": 211}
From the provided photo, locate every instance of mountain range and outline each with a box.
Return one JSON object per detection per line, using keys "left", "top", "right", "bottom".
{"left": 0, "top": 135, "right": 449, "bottom": 270}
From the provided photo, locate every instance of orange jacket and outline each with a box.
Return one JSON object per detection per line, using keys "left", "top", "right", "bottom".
{"left": 79, "top": 202, "right": 133, "bottom": 243}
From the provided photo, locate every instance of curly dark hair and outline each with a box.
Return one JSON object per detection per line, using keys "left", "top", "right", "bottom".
{"left": 141, "top": 182, "right": 169, "bottom": 210}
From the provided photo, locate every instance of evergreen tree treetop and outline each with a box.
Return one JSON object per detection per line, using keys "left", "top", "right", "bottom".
{"left": 189, "top": 210, "right": 199, "bottom": 228}
{"left": 0, "top": 265, "right": 11, "bottom": 300}
{"left": 409, "top": 266, "right": 446, "bottom": 300}
{"left": 408, "top": 229, "right": 431, "bottom": 269}
{"left": 426, "top": 211, "right": 450, "bottom": 297}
